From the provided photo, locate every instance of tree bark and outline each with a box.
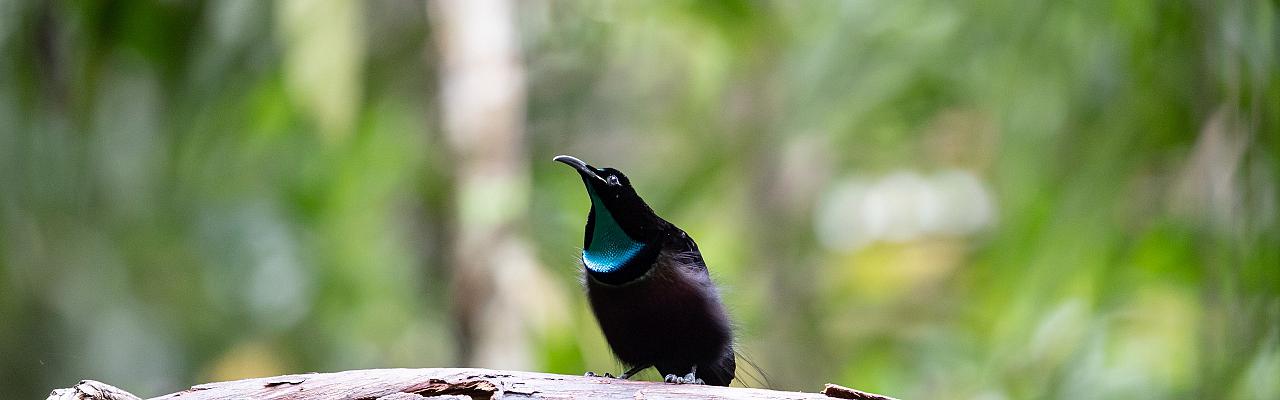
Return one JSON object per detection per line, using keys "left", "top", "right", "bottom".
{"left": 45, "top": 369, "right": 898, "bottom": 400}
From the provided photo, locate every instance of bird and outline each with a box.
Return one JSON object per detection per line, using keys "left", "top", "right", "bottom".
{"left": 553, "top": 154, "right": 736, "bottom": 386}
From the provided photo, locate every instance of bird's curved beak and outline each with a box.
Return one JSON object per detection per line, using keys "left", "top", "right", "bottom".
{"left": 554, "top": 155, "right": 605, "bottom": 183}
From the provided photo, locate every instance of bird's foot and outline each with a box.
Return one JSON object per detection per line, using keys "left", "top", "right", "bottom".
{"left": 584, "top": 371, "right": 616, "bottom": 378}
{"left": 588, "top": 364, "right": 651, "bottom": 380}
{"left": 663, "top": 372, "right": 704, "bottom": 385}
{"left": 663, "top": 366, "right": 705, "bottom": 385}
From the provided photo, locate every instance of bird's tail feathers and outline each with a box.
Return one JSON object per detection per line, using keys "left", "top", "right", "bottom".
{"left": 732, "top": 349, "right": 774, "bottom": 389}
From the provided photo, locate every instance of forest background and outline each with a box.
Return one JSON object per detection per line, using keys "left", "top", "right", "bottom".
{"left": 1, "top": 1, "right": 1277, "bottom": 399}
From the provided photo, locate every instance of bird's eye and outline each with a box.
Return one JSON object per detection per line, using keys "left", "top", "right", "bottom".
{"left": 606, "top": 175, "right": 620, "bottom": 185}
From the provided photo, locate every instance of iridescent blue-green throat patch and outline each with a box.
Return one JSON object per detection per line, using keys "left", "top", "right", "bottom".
{"left": 582, "top": 188, "right": 644, "bottom": 273}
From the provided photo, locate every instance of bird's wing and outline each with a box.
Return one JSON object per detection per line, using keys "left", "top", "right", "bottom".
{"left": 668, "top": 231, "right": 710, "bottom": 273}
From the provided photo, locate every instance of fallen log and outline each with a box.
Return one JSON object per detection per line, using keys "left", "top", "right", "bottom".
{"left": 46, "top": 368, "right": 898, "bottom": 400}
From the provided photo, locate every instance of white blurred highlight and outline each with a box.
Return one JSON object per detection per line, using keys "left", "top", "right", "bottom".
{"left": 815, "top": 169, "right": 995, "bottom": 251}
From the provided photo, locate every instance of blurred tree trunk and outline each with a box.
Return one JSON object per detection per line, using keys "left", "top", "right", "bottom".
{"left": 717, "top": 17, "right": 828, "bottom": 389}
{"left": 428, "top": 0, "right": 556, "bottom": 370}
{"left": 741, "top": 78, "right": 826, "bottom": 389}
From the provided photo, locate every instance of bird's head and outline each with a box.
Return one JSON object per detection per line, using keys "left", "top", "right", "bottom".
{"left": 554, "top": 155, "right": 669, "bottom": 275}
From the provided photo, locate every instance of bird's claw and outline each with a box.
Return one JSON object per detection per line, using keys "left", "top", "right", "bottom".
{"left": 663, "top": 372, "right": 704, "bottom": 385}
{"left": 584, "top": 371, "right": 616, "bottom": 378}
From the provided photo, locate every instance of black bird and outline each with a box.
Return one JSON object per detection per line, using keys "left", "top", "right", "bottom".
{"left": 554, "top": 155, "right": 736, "bottom": 386}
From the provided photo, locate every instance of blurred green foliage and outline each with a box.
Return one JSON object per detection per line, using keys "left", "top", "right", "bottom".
{"left": 1, "top": 1, "right": 1277, "bottom": 399}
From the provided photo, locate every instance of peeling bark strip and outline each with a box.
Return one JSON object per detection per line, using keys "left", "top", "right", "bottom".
{"left": 46, "top": 368, "right": 899, "bottom": 400}
{"left": 48, "top": 380, "right": 142, "bottom": 400}
{"left": 820, "top": 384, "right": 899, "bottom": 400}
